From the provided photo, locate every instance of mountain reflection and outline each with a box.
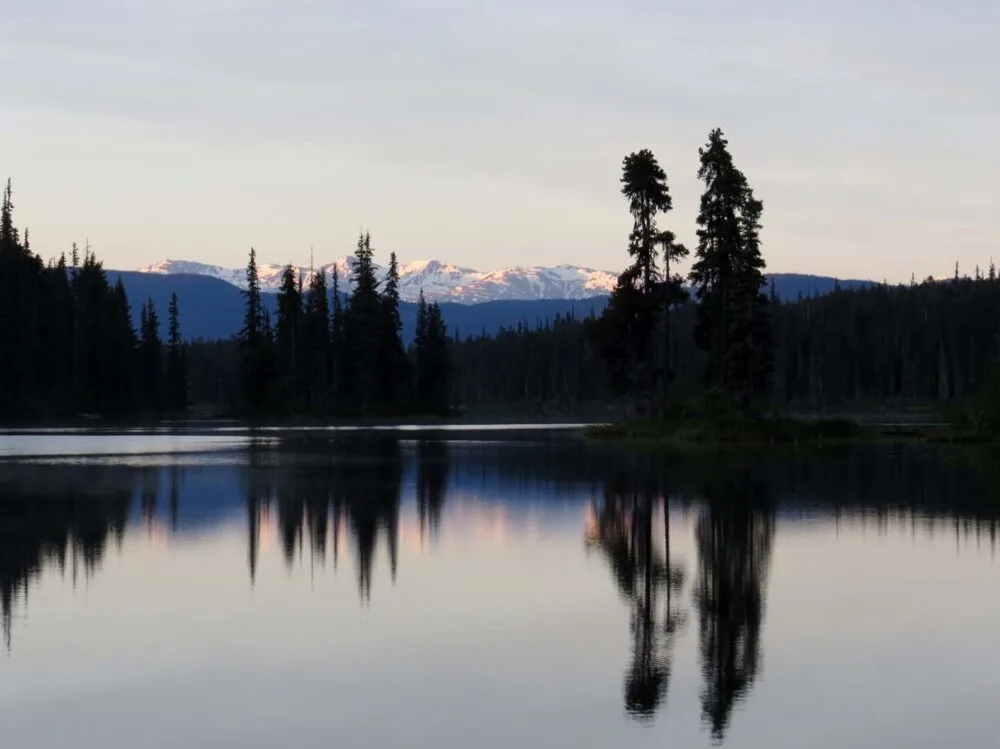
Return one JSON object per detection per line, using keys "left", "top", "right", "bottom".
{"left": 3, "top": 437, "right": 1000, "bottom": 743}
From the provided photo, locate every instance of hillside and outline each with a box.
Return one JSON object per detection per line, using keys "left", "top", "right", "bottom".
{"left": 111, "top": 270, "right": 871, "bottom": 342}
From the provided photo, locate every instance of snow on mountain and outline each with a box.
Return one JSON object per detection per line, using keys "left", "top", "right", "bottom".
{"left": 138, "top": 258, "right": 618, "bottom": 303}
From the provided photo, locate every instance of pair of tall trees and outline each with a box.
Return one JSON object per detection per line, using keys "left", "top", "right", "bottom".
{"left": 139, "top": 294, "right": 189, "bottom": 414}
{"left": 594, "top": 129, "right": 771, "bottom": 413}
{"left": 414, "top": 292, "right": 450, "bottom": 413}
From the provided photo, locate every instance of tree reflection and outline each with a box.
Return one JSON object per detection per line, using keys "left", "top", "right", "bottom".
{"left": 417, "top": 439, "right": 449, "bottom": 544}
{"left": 0, "top": 465, "right": 133, "bottom": 650}
{"left": 247, "top": 435, "right": 406, "bottom": 601}
{"left": 694, "top": 466, "right": 774, "bottom": 743}
{"left": 589, "top": 475, "right": 687, "bottom": 720}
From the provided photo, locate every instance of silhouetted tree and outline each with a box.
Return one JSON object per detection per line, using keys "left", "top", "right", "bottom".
{"left": 165, "top": 293, "right": 188, "bottom": 414}
{"left": 138, "top": 298, "right": 163, "bottom": 411}
{"left": 239, "top": 248, "right": 271, "bottom": 414}
{"left": 689, "top": 129, "right": 772, "bottom": 407}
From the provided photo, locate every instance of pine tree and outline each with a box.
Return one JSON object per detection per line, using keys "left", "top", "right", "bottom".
{"left": 166, "top": 293, "right": 188, "bottom": 415}
{"left": 1, "top": 179, "right": 18, "bottom": 249}
{"left": 239, "top": 247, "right": 270, "bottom": 414}
{"left": 343, "top": 232, "right": 381, "bottom": 412}
{"left": 593, "top": 150, "right": 678, "bottom": 415}
{"left": 303, "top": 266, "right": 330, "bottom": 411}
{"left": 689, "top": 129, "right": 772, "bottom": 407}
{"left": 330, "top": 264, "right": 346, "bottom": 412}
{"left": 424, "top": 301, "right": 451, "bottom": 414}
{"left": 139, "top": 298, "right": 163, "bottom": 411}
{"left": 590, "top": 265, "right": 659, "bottom": 404}
{"left": 377, "top": 251, "right": 408, "bottom": 407}
{"left": 621, "top": 150, "right": 671, "bottom": 291}
{"left": 655, "top": 229, "right": 690, "bottom": 404}
{"left": 274, "top": 264, "right": 303, "bottom": 413}
{"left": 414, "top": 290, "right": 430, "bottom": 408}
{"left": 108, "top": 278, "right": 138, "bottom": 413}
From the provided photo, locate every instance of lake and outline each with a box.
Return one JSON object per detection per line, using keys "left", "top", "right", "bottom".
{"left": 1, "top": 427, "right": 999, "bottom": 748}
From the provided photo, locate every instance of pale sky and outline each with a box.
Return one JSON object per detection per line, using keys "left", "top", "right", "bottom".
{"left": 1, "top": 0, "right": 997, "bottom": 280}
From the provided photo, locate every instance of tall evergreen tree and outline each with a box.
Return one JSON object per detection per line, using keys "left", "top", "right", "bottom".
{"left": 166, "top": 293, "right": 188, "bottom": 415}
{"left": 239, "top": 247, "right": 270, "bottom": 414}
{"left": 138, "top": 299, "right": 163, "bottom": 410}
{"left": 274, "top": 264, "right": 303, "bottom": 413}
{"left": 424, "top": 302, "right": 451, "bottom": 414}
{"left": 303, "top": 267, "right": 330, "bottom": 411}
{"left": 377, "top": 251, "right": 408, "bottom": 407}
{"left": 1, "top": 179, "right": 18, "bottom": 249}
{"left": 621, "top": 150, "right": 671, "bottom": 291}
{"left": 656, "top": 229, "right": 690, "bottom": 403}
{"left": 414, "top": 291, "right": 430, "bottom": 407}
{"left": 689, "top": 129, "right": 772, "bottom": 406}
{"left": 343, "top": 232, "right": 381, "bottom": 411}
{"left": 109, "top": 278, "right": 138, "bottom": 412}
{"left": 593, "top": 150, "right": 678, "bottom": 414}
{"left": 330, "top": 265, "right": 346, "bottom": 411}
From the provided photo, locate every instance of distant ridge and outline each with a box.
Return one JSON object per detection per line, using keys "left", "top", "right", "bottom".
{"left": 138, "top": 258, "right": 620, "bottom": 304}
{"left": 112, "top": 269, "right": 873, "bottom": 342}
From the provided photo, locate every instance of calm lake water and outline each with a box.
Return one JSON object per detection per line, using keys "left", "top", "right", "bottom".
{"left": 2, "top": 428, "right": 1000, "bottom": 748}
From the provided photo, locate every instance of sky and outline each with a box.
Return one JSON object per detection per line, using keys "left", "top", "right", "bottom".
{"left": 1, "top": 0, "right": 998, "bottom": 281}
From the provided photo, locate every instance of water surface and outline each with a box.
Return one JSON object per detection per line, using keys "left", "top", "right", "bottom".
{"left": 1, "top": 429, "right": 999, "bottom": 748}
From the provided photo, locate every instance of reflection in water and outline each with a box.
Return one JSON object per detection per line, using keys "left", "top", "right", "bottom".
{"left": 417, "top": 440, "right": 449, "bottom": 543}
{"left": 0, "top": 465, "right": 132, "bottom": 650}
{"left": 2, "top": 438, "right": 1000, "bottom": 744}
{"left": 588, "top": 476, "right": 688, "bottom": 720}
{"left": 694, "top": 467, "right": 774, "bottom": 743}
{"left": 243, "top": 436, "right": 447, "bottom": 600}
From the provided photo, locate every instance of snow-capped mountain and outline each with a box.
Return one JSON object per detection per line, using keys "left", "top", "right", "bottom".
{"left": 137, "top": 258, "right": 618, "bottom": 304}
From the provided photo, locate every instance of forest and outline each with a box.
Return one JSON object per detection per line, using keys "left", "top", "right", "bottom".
{"left": 2, "top": 127, "right": 999, "bottom": 425}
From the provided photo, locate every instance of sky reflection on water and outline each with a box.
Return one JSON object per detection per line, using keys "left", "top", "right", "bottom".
{"left": 1, "top": 433, "right": 1000, "bottom": 748}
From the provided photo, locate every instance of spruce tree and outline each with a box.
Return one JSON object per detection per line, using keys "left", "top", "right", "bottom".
{"left": 343, "top": 232, "right": 381, "bottom": 412}
{"left": 655, "top": 229, "right": 690, "bottom": 404}
{"left": 593, "top": 149, "right": 678, "bottom": 415}
{"left": 239, "top": 247, "right": 270, "bottom": 414}
{"left": 689, "top": 129, "right": 772, "bottom": 407}
{"left": 377, "top": 251, "right": 408, "bottom": 407}
{"left": 303, "top": 266, "right": 330, "bottom": 411}
{"left": 166, "top": 293, "right": 188, "bottom": 415}
{"left": 1, "top": 179, "right": 18, "bottom": 249}
{"left": 108, "top": 278, "right": 138, "bottom": 413}
{"left": 274, "top": 264, "right": 303, "bottom": 413}
{"left": 621, "top": 150, "right": 671, "bottom": 291}
{"left": 414, "top": 290, "right": 430, "bottom": 408}
{"left": 424, "top": 301, "right": 451, "bottom": 414}
{"left": 139, "top": 298, "right": 163, "bottom": 411}
{"left": 330, "top": 265, "right": 346, "bottom": 412}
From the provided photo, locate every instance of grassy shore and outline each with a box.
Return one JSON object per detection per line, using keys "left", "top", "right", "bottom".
{"left": 583, "top": 405, "right": 997, "bottom": 447}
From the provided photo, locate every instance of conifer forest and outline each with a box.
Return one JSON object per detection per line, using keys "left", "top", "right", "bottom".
{"left": 2, "top": 129, "right": 1000, "bottom": 424}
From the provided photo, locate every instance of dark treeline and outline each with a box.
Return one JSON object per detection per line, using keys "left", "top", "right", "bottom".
{"left": 442, "top": 273, "right": 1000, "bottom": 417}
{"left": 0, "top": 180, "right": 188, "bottom": 420}
{"left": 7, "top": 119, "right": 1000, "bottom": 423}
{"left": 221, "top": 235, "right": 452, "bottom": 418}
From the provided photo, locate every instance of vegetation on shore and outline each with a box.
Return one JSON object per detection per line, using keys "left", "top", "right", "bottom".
{"left": 5, "top": 126, "right": 1000, "bottom": 427}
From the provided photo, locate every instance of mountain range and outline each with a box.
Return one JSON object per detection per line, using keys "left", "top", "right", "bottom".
{"left": 138, "top": 258, "right": 619, "bottom": 304}
{"left": 116, "top": 259, "right": 873, "bottom": 342}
